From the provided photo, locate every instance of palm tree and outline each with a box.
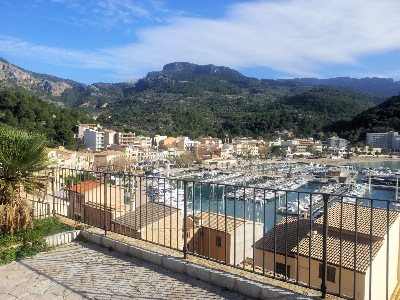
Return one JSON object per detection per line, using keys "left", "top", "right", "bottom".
{"left": 0, "top": 126, "right": 51, "bottom": 235}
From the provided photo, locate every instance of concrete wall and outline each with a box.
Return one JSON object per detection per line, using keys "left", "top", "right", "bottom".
{"left": 233, "top": 222, "right": 264, "bottom": 266}
{"left": 297, "top": 256, "right": 365, "bottom": 299}
{"left": 83, "top": 204, "right": 113, "bottom": 230}
{"left": 366, "top": 217, "right": 400, "bottom": 300}
{"left": 195, "top": 228, "right": 231, "bottom": 263}
{"left": 254, "top": 250, "right": 297, "bottom": 278}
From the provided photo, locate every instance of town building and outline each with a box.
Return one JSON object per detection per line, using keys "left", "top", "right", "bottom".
{"left": 93, "top": 150, "right": 126, "bottom": 171}
{"left": 47, "top": 146, "right": 77, "bottom": 168}
{"left": 254, "top": 202, "right": 400, "bottom": 299}
{"left": 187, "top": 212, "right": 264, "bottom": 265}
{"left": 198, "top": 137, "right": 223, "bottom": 149}
{"left": 84, "top": 128, "right": 105, "bottom": 151}
{"left": 366, "top": 131, "right": 400, "bottom": 150}
{"left": 76, "top": 124, "right": 100, "bottom": 141}
{"left": 116, "top": 132, "right": 135, "bottom": 146}
{"left": 112, "top": 202, "right": 183, "bottom": 249}
{"left": 176, "top": 136, "right": 198, "bottom": 152}
{"left": 103, "top": 130, "right": 117, "bottom": 148}
{"left": 327, "top": 136, "right": 348, "bottom": 149}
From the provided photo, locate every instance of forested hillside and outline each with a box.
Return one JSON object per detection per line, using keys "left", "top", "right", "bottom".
{"left": 324, "top": 95, "right": 400, "bottom": 142}
{"left": 0, "top": 90, "right": 92, "bottom": 148}
{"left": 97, "top": 63, "right": 381, "bottom": 140}
{"left": 0, "top": 59, "right": 393, "bottom": 145}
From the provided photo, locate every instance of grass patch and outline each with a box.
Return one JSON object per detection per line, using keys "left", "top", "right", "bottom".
{"left": 0, "top": 240, "right": 49, "bottom": 265}
{"left": 0, "top": 217, "right": 75, "bottom": 264}
{"left": 0, "top": 217, "right": 74, "bottom": 248}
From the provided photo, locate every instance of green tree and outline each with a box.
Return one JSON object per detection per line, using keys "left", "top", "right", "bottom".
{"left": 0, "top": 126, "right": 51, "bottom": 235}
{"left": 271, "top": 145, "right": 284, "bottom": 158}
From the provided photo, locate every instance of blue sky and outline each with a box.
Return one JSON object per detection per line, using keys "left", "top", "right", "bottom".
{"left": 1, "top": 0, "right": 400, "bottom": 84}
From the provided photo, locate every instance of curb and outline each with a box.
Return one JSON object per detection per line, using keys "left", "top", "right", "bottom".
{"left": 80, "top": 230, "right": 316, "bottom": 300}
{"left": 44, "top": 230, "right": 81, "bottom": 247}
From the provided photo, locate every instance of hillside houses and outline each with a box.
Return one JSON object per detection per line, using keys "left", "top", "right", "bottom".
{"left": 47, "top": 123, "right": 359, "bottom": 171}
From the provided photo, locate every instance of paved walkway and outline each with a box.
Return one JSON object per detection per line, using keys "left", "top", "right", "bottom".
{"left": 0, "top": 241, "right": 254, "bottom": 300}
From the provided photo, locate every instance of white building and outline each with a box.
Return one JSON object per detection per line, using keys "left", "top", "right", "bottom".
{"left": 366, "top": 131, "right": 400, "bottom": 150}
{"left": 133, "top": 136, "right": 152, "bottom": 148}
{"left": 76, "top": 124, "right": 99, "bottom": 140}
{"left": 327, "top": 137, "right": 348, "bottom": 149}
{"left": 176, "top": 136, "right": 197, "bottom": 152}
{"left": 84, "top": 129, "right": 105, "bottom": 152}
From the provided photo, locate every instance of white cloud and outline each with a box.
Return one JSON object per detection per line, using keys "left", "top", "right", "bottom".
{"left": 1, "top": 0, "right": 400, "bottom": 81}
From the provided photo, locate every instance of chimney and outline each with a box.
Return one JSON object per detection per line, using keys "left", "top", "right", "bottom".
{"left": 311, "top": 230, "right": 318, "bottom": 239}
{"left": 130, "top": 199, "right": 136, "bottom": 212}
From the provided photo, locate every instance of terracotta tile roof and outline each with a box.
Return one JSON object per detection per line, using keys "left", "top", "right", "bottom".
{"left": 254, "top": 217, "right": 310, "bottom": 257}
{"left": 84, "top": 201, "right": 115, "bottom": 212}
{"left": 315, "top": 202, "right": 400, "bottom": 239}
{"left": 295, "top": 227, "right": 383, "bottom": 273}
{"left": 195, "top": 212, "right": 259, "bottom": 234}
{"left": 68, "top": 181, "right": 101, "bottom": 193}
{"left": 254, "top": 203, "right": 400, "bottom": 274}
{"left": 113, "top": 202, "right": 180, "bottom": 230}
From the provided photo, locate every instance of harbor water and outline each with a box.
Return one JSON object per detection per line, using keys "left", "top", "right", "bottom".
{"left": 149, "top": 161, "right": 399, "bottom": 233}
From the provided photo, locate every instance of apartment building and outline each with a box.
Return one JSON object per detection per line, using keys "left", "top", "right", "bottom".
{"left": 76, "top": 124, "right": 99, "bottom": 140}
{"left": 366, "top": 131, "right": 400, "bottom": 150}
{"left": 93, "top": 150, "right": 126, "bottom": 171}
{"left": 104, "top": 130, "right": 117, "bottom": 148}
{"left": 115, "top": 132, "right": 135, "bottom": 146}
{"left": 198, "top": 137, "right": 223, "bottom": 149}
{"left": 84, "top": 129, "right": 105, "bottom": 152}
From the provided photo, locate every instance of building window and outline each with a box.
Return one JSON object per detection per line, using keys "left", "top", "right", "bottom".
{"left": 275, "top": 262, "right": 291, "bottom": 278}
{"left": 216, "top": 236, "right": 222, "bottom": 247}
{"left": 319, "top": 264, "right": 336, "bottom": 283}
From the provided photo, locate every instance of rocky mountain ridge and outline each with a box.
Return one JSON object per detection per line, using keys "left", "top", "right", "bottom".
{"left": 290, "top": 77, "right": 400, "bottom": 98}
{"left": 0, "top": 58, "right": 72, "bottom": 96}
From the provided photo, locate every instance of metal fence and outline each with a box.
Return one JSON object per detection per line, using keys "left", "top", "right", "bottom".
{"left": 41, "top": 168, "right": 400, "bottom": 299}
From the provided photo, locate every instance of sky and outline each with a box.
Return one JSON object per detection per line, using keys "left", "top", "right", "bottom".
{"left": 1, "top": 0, "right": 400, "bottom": 84}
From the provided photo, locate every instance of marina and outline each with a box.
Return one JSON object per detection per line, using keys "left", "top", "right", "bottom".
{"left": 145, "top": 161, "right": 400, "bottom": 231}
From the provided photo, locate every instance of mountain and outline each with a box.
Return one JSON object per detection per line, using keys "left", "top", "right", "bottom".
{"left": 288, "top": 77, "right": 400, "bottom": 98}
{"left": 0, "top": 58, "right": 133, "bottom": 110}
{"left": 96, "top": 63, "right": 380, "bottom": 140}
{"left": 0, "top": 58, "right": 391, "bottom": 143}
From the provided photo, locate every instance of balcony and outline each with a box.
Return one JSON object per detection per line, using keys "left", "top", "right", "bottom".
{"left": 25, "top": 168, "right": 400, "bottom": 299}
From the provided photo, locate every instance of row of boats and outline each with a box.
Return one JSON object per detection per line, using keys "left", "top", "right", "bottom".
{"left": 146, "top": 180, "right": 187, "bottom": 210}
{"left": 276, "top": 183, "right": 370, "bottom": 216}
{"left": 145, "top": 161, "right": 391, "bottom": 216}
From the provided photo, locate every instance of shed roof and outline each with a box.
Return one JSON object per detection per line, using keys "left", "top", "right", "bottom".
{"left": 194, "top": 212, "right": 258, "bottom": 234}
{"left": 113, "top": 202, "right": 180, "bottom": 230}
{"left": 68, "top": 181, "right": 101, "bottom": 194}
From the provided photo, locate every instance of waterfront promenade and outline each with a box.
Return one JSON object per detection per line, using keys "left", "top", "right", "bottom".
{"left": 0, "top": 241, "right": 254, "bottom": 300}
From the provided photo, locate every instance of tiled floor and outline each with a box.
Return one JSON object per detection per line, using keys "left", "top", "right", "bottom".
{"left": 0, "top": 241, "right": 254, "bottom": 300}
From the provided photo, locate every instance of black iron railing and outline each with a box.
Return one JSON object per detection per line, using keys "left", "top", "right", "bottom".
{"left": 33, "top": 168, "right": 400, "bottom": 300}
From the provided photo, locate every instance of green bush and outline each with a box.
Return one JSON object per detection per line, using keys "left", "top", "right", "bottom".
{"left": 0, "top": 217, "right": 74, "bottom": 265}
{"left": 0, "top": 217, "right": 73, "bottom": 249}
{"left": 0, "top": 240, "right": 49, "bottom": 264}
